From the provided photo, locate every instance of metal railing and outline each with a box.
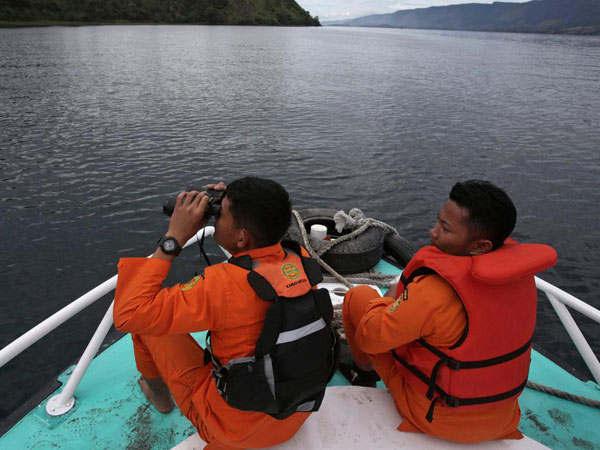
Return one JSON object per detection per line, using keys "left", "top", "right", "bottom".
{"left": 535, "top": 276, "right": 600, "bottom": 384}
{"left": 0, "top": 233, "right": 598, "bottom": 416}
{"left": 0, "top": 226, "right": 223, "bottom": 415}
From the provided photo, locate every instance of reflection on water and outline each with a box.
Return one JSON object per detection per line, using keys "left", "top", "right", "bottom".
{"left": 0, "top": 25, "right": 599, "bottom": 419}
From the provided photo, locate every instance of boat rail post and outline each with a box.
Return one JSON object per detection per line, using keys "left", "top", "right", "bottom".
{"left": 44, "top": 226, "right": 219, "bottom": 416}
{"left": 46, "top": 302, "right": 115, "bottom": 416}
{"left": 543, "top": 291, "right": 600, "bottom": 385}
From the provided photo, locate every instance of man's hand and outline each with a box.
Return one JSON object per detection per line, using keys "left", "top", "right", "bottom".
{"left": 206, "top": 181, "right": 227, "bottom": 191}
{"left": 166, "top": 190, "right": 210, "bottom": 246}
{"left": 383, "top": 280, "right": 399, "bottom": 298}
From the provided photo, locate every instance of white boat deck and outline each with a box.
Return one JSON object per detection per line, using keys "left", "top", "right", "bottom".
{"left": 173, "top": 387, "right": 548, "bottom": 450}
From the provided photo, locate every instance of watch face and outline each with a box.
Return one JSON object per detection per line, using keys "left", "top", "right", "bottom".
{"left": 163, "top": 240, "right": 176, "bottom": 251}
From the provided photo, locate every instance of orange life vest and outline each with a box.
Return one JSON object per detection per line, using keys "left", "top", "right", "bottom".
{"left": 393, "top": 239, "right": 557, "bottom": 422}
{"left": 250, "top": 247, "right": 313, "bottom": 298}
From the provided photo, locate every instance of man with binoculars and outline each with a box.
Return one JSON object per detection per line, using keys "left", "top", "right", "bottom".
{"left": 113, "top": 177, "right": 337, "bottom": 450}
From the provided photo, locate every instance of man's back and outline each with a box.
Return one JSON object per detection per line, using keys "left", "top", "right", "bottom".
{"left": 377, "top": 274, "right": 522, "bottom": 443}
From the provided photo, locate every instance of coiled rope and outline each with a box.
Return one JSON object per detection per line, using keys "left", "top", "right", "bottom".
{"left": 291, "top": 209, "right": 399, "bottom": 289}
{"left": 292, "top": 208, "right": 600, "bottom": 410}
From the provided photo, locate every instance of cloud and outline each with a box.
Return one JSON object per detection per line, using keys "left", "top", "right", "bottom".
{"left": 299, "top": 0, "right": 527, "bottom": 21}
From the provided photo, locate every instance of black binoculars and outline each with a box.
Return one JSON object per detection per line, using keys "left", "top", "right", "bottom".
{"left": 163, "top": 188, "right": 225, "bottom": 218}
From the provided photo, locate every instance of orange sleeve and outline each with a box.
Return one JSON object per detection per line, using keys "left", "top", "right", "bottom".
{"left": 114, "top": 257, "right": 223, "bottom": 336}
{"left": 354, "top": 275, "right": 466, "bottom": 354}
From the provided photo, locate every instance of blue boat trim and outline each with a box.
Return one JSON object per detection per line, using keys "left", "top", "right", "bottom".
{"left": 2, "top": 327, "right": 599, "bottom": 449}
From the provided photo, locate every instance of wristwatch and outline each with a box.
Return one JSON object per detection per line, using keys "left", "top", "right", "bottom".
{"left": 157, "top": 236, "right": 182, "bottom": 256}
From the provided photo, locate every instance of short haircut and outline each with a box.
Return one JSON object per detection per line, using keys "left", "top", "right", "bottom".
{"left": 226, "top": 177, "right": 292, "bottom": 247}
{"left": 449, "top": 180, "right": 517, "bottom": 250}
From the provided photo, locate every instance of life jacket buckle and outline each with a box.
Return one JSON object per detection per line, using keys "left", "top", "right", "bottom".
{"left": 211, "top": 366, "right": 228, "bottom": 379}
{"left": 446, "top": 357, "right": 461, "bottom": 370}
{"left": 444, "top": 396, "right": 460, "bottom": 408}
{"left": 210, "top": 368, "right": 227, "bottom": 395}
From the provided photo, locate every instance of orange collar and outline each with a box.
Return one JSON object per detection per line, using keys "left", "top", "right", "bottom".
{"left": 233, "top": 242, "right": 285, "bottom": 262}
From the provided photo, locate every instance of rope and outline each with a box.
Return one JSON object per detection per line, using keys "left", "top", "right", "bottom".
{"left": 293, "top": 210, "right": 600, "bottom": 410}
{"left": 292, "top": 210, "right": 354, "bottom": 289}
{"left": 315, "top": 208, "right": 399, "bottom": 257}
{"left": 526, "top": 380, "right": 600, "bottom": 409}
{"left": 291, "top": 210, "right": 398, "bottom": 289}
{"left": 323, "top": 274, "right": 397, "bottom": 287}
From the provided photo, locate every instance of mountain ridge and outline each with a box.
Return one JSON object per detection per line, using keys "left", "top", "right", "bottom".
{"left": 336, "top": 0, "right": 600, "bottom": 35}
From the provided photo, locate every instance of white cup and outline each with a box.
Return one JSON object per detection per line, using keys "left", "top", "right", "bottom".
{"left": 309, "top": 224, "right": 328, "bottom": 240}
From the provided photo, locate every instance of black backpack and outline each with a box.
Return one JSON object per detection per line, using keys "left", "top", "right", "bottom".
{"left": 205, "top": 241, "right": 341, "bottom": 419}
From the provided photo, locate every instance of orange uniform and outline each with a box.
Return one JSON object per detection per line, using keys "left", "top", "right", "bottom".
{"left": 114, "top": 243, "right": 310, "bottom": 450}
{"left": 342, "top": 276, "right": 524, "bottom": 443}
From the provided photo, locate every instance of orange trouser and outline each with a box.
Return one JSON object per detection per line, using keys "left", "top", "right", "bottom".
{"left": 343, "top": 286, "right": 380, "bottom": 367}
{"left": 342, "top": 286, "right": 400, "bottom": 381}
{"left": 132, "top": 333, "right": 235, "bottom": 450}
{"left": 342, "top": 285, "right": 524, "bottom": 443}
{"left": 342, "top": 285, "right": 424, "bottom": 434}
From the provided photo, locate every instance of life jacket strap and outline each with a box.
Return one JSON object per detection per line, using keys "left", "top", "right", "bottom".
{"left": 426, "top": 396, "right": 441, "bottom": 423}
{"left": 399, "top": 267, "right": 437, "bottom": 290}
{"left": 426, "top": 358, "right": 445, "bottom": 400}
{"left": 393, "top": 350, "right": 529, "bottom": 410}
{"left": 416, "top": 334, "right": 534, "bottom": 370}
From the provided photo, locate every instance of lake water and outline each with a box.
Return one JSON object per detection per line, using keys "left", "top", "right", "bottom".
{"left": 0, "top": 25, "right": 599, "bottom": 421}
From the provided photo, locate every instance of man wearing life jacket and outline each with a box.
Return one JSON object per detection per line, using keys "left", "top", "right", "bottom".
{"left": 113, "top": 177, "right": 337, "bottom": 450}
{"left": 341, "top": 179, "right": 557, "bottom": 443}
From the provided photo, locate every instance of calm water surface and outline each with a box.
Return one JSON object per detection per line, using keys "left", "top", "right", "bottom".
{"left": 1, "top": 25, "right": 599, "bottom": 420}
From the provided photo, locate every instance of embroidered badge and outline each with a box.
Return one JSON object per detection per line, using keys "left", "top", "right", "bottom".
{"left": 282, "top": 263, "right": 300, "bottom": 280}
{"left": 389, "top": 289, "right": 408, "bottom": 312}
{"left": 181, "top": 275, "right": 201, "bottom": 292}
{"left": 389, "top": 298, "right": 402, "bottom": 312}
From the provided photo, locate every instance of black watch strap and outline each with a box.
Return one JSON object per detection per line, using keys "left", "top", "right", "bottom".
{"left": 157, "top": 236, "right": 182, "bottom": 256}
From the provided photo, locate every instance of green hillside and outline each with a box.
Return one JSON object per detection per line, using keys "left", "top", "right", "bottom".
{"left": 0, "top": 0, "right": 320, "bottom": 26}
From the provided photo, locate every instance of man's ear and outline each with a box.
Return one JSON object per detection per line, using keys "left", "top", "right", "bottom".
{"left": 236, "top": 228, "right": 254, "bottom": 250}
{"left": 469, "top": 239, "right": 493, "bottom": 255}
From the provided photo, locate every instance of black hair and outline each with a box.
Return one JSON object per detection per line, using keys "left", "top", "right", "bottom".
{"left": 449, "top": 180, "right": 517, "bottom": 251}
{"left": 226, "top": 177, "right": 292, "bottom": 247}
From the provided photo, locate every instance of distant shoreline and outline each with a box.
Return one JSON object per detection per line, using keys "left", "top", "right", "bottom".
{"left": 0, "top": 21, "right": 321, "bottom": 28}
{"left": 326, "top": 24, "right": 600, "bottom": 36}
{"left": 3, "top": 22, "right": 596, "bottom": 35}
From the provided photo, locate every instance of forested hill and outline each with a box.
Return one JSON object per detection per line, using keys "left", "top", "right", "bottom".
{"left": 340, "top": 0, "right": 600, "bottom": 35}
{"left": 0, "top": 0, "right": 320, "bottom": 26}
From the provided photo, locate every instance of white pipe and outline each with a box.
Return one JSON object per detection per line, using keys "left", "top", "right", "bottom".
{"left": 536, "top": 276, "right": 600, "bottom": 323}
{"left": 46, "top": 227, "right": 217, "bottom": 414}
{"left": 0, "top": 227, "right": 215, "bottom": 369}
{"left": 545, "top": 292, "right": 600, "bottom": 385}
{"left": 47, "top": 302, "right": 116, "bottom": 415}
{"left": 0, "top": 275, "right": 118, "bottom": 368}
{"left": 57, "top": 302, "right": 115, "bottom": 406}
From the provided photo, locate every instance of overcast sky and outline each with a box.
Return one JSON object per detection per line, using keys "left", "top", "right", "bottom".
{"left": 299, "top": 0, "right": 528, "bottom": 21}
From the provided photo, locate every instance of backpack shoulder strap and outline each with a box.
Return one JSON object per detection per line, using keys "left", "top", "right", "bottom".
{"left": 228, "top": 254, "right": 253, "bottom": 270}
{"left": 229, "top": 253, "right": 278, "bottom": 301}
{"left": 247, "top": 271, "right": 278, "bottom": 302}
